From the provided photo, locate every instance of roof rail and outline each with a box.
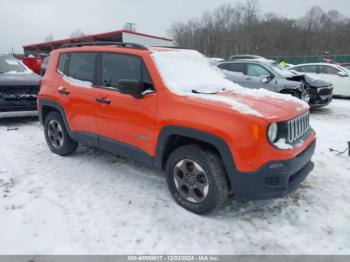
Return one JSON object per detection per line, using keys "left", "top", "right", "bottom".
{"left": 151, "top": 46, "right": 189, "bottom": 49}
{"left": 59, "top": 41, "right": 148, "bottom": 50}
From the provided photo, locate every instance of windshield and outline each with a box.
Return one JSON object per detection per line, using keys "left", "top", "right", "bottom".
{"left": 151, "top": 49, "right": 238, "bottom": 94}
{"left": 0, "top": 56, "right": 27, "bottom": 73}
{"left": 266, "top": 62, "right": 296, "bottom": 77}
{"left": 340, "top": 66, "right": 350, "bottom": 75}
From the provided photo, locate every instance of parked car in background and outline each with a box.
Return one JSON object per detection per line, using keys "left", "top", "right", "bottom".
{"left": 228, "top": 54, "right": 264, "bottom": 61}
{"left": 341, "top": 63, "right": 350, "bottom": 71}
{"left": 21, "top": 56, "right": 44, "bottom": 75}
{"left": 218, "top": 59, "right": 333, "bottom": 107}
{"left": 0, "top": 54, "right": 41, "bottom": 118}
{"left": 208, "top": 57, "right": 226, "bottom": 65}
{"left": 289, "top": 63, "right": 350, "bottom": 97}
{"left": 38, "top": 43, "right": 316, "bottom": 214}
{"left": 40, "top": 56, "right": 49, "bottom": 76}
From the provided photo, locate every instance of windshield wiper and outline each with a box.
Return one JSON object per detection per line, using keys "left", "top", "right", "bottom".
{"left": 192, "top": 88, "right": 226, "bottom": 95}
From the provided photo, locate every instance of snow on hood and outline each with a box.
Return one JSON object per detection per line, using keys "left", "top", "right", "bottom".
{"left": 151, "top": 49, "right": 309, "bottom": 119}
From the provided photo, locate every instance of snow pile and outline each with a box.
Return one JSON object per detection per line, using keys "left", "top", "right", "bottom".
{"left": 151, "top": 49, "right": 308, "bottom": 116}
{"left": 0, "top": 99, "right": 349, "bottom": 254}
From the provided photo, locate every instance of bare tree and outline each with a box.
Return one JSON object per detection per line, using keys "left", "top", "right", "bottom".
{"left": 69, "top": 29, "right": 85, "bottom": 38}
{"left": 44, "top": 34, "right": 54, "bottom": 41}
{"left": 169, "top": 0, "right": 350, "bottom": 58}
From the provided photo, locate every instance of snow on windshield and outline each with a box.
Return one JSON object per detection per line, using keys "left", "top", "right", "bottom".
{"left": 151, "top": 49, "right": 308, "bottom": 117}
{"left": 0, "top": 56, "right": 32, "bottom": 74}
{"left": 151, "top": 49, "right": 239, "bottom": 94}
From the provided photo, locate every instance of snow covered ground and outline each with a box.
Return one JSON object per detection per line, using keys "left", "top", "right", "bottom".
{"left": 0, "top": 99, "right": 349, "bottom": 255}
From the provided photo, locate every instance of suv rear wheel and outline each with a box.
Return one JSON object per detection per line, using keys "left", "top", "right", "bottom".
{"left": 165, "top": 144, "right": 229, "bottom": 214}
{"left": 44, "top": 111, "right": 78, "bottom": 156}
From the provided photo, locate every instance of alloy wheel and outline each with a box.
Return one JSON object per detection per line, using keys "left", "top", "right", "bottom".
{"left": 47, "top": 120, "right": 64, "bottom": 148}
{"left": 173, "top": 159, "right": 209, "bottom": 203}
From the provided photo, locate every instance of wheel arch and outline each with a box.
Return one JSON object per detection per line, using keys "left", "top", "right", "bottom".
{"left": 38, "top": 99, "right": 72, "bottom": 134}
{"left": 279, "top": 88, "right": 302, "bottom": 98}
{"left": 154, "top": 126, "right": 237, "bottom": 189}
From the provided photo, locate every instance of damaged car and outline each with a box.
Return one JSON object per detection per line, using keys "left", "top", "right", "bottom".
{"left": 0, "top": 54, "right": 41, "bottom": 118}
{"left": 218, "top": 59, "right": 333, "bottom": 107}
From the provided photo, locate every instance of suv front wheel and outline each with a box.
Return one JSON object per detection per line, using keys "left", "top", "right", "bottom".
{"left": 165, "top": 144, "right": 229, "bottom": 214}
{"left": 44, "top": 111, "right": 78, "bottom": 156}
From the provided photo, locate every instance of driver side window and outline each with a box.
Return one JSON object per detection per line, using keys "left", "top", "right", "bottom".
{"left": 319, "top": 65, "right": 339, "bottom": 75}
{"left": 101, "top": 53, "right": 154, "bottom": 92}
{"left": 247, "top": 64, "right": 270, "bottom": 77}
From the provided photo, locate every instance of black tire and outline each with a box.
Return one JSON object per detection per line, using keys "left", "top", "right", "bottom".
{"left": 165, "top": 144, "right": 229, "bottom": 214}
{"left": 44, "top": 111, "right": 78, "bottom": 156}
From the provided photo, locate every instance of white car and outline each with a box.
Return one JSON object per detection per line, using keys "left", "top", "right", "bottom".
{"left": 289, "top": 63, "right": 350, "bottom": 97}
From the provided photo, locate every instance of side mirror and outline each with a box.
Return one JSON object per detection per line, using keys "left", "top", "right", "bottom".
{"left": 261, "top": 76, "right": 273, "bottom": 83}
{"left": 337, "top": 71, "right": 348, "bottom": 77}
{"left": 118, "top": 79, "right": 143, "bottom": 98}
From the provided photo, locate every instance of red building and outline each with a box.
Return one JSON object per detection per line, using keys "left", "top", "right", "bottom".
{"left": 23, "top": 29, "right": 174, "bottom": 56}
{"left": 21, "top": 29, "right": 174, "bottom": 74}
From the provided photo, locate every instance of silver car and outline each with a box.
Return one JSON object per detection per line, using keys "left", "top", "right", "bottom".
{"left": 218, "top": 59, "right": 333, "bottom": 107}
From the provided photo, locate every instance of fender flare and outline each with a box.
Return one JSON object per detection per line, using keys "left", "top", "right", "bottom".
{"left": 38, "top": 99, "right": 72, "bottom": 133}
{"left": 154, "top": 125, "right": 238, "bottom": 187}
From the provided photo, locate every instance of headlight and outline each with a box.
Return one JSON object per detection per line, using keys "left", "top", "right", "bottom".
{"left": 267, "top": 123, "right": 278, "bottom": 143}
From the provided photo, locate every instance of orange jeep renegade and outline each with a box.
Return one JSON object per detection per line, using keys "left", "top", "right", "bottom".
{"left": 38, "top": 42, "right": 316, "bottom": 214}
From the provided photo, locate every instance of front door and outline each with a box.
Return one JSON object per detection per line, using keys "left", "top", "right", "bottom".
{"left": 94, "top": 52, "right": 157, "bottom": 163}
{"left": 317, "top": 65, "right": 350, "bottom": 96}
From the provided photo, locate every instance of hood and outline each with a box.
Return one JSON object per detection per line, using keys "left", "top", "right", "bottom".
{"left": 184, "top": 89, "right": 309, "bottom": 122}
{"left": 286, "top": 74, "right": 331, "bottom": 88}
{"left": 0, "top": 72, "right": 41, "bottom": 86}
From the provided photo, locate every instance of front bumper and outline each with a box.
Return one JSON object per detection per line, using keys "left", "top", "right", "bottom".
{"left": 0, "top": 110, "right": 38, "bottom": 118}
{"left": 232, "top": 140, "right": 316, "bottom": 200}
{"left": 309, "top": 87, "right": 333, "bottom": 107}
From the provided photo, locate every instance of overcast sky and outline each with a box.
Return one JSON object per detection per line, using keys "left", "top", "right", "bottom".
{"left": 1, "top": 0, "right": 350, "bottom": 53}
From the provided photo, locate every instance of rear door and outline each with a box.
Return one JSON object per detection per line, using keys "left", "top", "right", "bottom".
{"left": 56, "top": 52, "right": 97, "bottom": 145}
{"left": 93, "top": 52, "right": 157, "bottom": 162}
{"left": 219, "top": 63, "right": 247, "bottom": 86}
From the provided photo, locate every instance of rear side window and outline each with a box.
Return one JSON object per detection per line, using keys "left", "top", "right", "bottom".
{"left": 68, "top": 53, "right": 96, "bottom": 82}
{"left": 294, "top": 65, "right": 317, "bottom": 73}
{"left": 57, "top": 54, "right": 67, "bottom": 74}
{"left": 101, "top": 53, "right": 142, "bottom": 90}
{"left": 219, "top": 63, "right": 245, "bottom": 74}
{"left": 228, "top": 63, "right": 246, "bottom": 74}
{"left": 218, "top": 63, "right": 230, "bottom": 70}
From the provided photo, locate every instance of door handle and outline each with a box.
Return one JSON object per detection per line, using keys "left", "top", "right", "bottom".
{"left": 246, "top": 77, "right": 253, "bottom": 81}
{"left": 96, "top": 97, "right": 111, "bottom": 105}
{"left": 57, "top": 87, "right": 70, "bottom": 95}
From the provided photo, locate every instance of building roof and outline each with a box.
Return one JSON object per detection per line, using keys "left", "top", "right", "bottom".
{"left": 23, "top": 30, "right": 173, "bottom": 51}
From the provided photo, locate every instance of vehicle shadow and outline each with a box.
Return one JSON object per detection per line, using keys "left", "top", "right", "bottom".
{"left": 310, "top": 106, "right": 332, "bottom": 115}
{"left": 73, "top": 144, "right": 301, "bottom": 219}
{"left": 0, "top": 116, "right": 39, "bottom": 128}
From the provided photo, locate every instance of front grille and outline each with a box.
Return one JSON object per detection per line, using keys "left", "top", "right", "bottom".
{"left": 287, "top": 112, "right": 310, "bottom": 143}
{"left": 318, "top": 87, "right": 332, "bottom": 96}
{"left": 0, "top": 86, "right": 39, "bottom": 101}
